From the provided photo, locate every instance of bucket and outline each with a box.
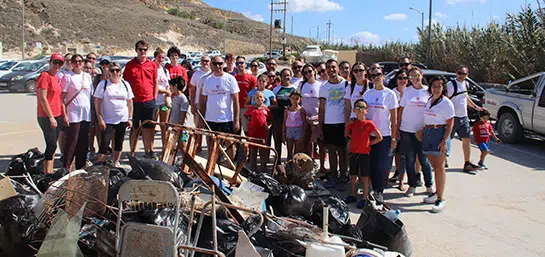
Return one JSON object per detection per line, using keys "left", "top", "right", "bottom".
{"left": 305, "top": 236, "right": 345, "bottom": 257}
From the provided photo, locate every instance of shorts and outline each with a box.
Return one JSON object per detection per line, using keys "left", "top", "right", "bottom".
{"left": 349, "top": 153, "right": 370, "bottom": 177}
{"left": 133, "top": 99, "right": 156, "bottom": 129}
{"left": 208, "top": 121, "right": 234, "bottom": 134}
{"left": 451, "top": 116, "right": 471, "bottom": 139}
{"left": 478, "top": 142, "right": 489, "bottom": 152}
{"left": 286, "top": 126, "right": 303, "bottom": 140}
{"left": 179, "top": 131, "right": 190, "bottom": 143}
{"left": 422, "top": 127, "right": 446, "bottom": 156}
{"left": 322, "top": 123, "right": 347, "bottom": 146}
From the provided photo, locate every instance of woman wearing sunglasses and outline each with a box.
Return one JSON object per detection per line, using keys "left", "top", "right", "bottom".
{"left": 398, "top": 67, "right": 434, "bottom": 197}
{"left": 249, "top": 60, "right": 260, "bottom": 78}
{"left": 60, "top": 54, "right": 93, "bottom": 170}
{"left": 389, "top": 69, "right": 410, "bottom": 191}
{"left": 362, "top": 67, "right": 398, "bottom": 203}
{"left": 94, "top": 62, "right": 134, "bottom": 166}
{"left": 344, "top": 62, "right": 370, "bottom": 123}
{"left": 36, "top": 53, "right": 65, "bottom": 174}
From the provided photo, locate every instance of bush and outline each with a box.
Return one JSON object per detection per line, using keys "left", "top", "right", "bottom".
{"left": 167, "top": 8, "right": 195, "bottom": 20}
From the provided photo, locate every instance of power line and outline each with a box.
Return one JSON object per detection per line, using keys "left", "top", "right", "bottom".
{"left": 326, "top": 19, "right": 332, "bottom": 44}
{"left": 269, "top": 0, "right": 287, "bottom": 58}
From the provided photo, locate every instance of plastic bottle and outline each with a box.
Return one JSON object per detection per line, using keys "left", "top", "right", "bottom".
{"left": 351, "top": 248, "right": 383, "bottom": 257}
{"left": 384, "top": 209, "right": 401, "bottom": 222}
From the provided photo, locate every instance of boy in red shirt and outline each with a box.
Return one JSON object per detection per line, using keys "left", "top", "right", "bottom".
{"left": 472, "top": 110, "right": 501, "bottom": 169}
{"left": 345, "top": 99, "right": 383, "bottom": 209}
{"left": 245, "top": 91, "right": 272, "bottom": 172}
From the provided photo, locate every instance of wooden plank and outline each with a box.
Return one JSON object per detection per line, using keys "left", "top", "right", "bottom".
{"left": 205, "top": 136, "right": 220, "bottom": 176}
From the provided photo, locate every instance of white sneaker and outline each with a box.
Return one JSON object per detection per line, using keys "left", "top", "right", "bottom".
{"left": 423, "top": 193, "right": 438, "bottom": 204}
{"left": 431, "top": 199, "right": 446, "bottom": 213}
{"left": 426, "top": 187, "right": 434, "bottom": 194}
{"left": 405, "top": 187, "right": 416, "bottom": 197}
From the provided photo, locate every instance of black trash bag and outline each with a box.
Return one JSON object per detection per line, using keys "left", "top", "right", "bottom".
{"left": 122, "top": 207, "right": 190, "bottom": 246}
{"left": 79, "top": 217, "right": 114, "bottom": 254}
{"left": 310, "top": 196, "right": 350, "bottom": 234}
{"left": 268, "top": 185, "right": 313, "bottom": 217}
{"left": 5, "top": 155, "right": 25, "bottom": 175}
{"left": 106, "top": 165, "right": 130, "bottom": 206}
{"left": 0, "top": 180, "right": 46, "bottom": 257}
{"left": 5, "top": 148, "right": 45, "bottom": 176}
{"left": 247, "top": 171, "right": 285, "bottom": 197}
{"left": 127, "top": 155, "right": 183, "bottom": 188}
{"left": 170, "top": 164, "right": 192, "bottom": 185}
{"left": 340, "top": 223, "right": 364, "bottom": 241}
{"left": 356, "top": 203, "right": 412, "bottom": 257}
{"left": 34, "top": 168, "right": 68, "bottom": 193}
{"left": 196, "top": 216, "right": 241, "bottom": 256}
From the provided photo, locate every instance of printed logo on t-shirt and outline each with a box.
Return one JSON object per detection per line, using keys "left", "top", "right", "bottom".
{"left": 424, "top": 109, "right": 437, "bottom": 117}
{"left": 328, "top": 88, "right": 344, "bottom": 101}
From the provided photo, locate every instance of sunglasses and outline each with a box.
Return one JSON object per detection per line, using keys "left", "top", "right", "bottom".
{"left": 457, "top": 71, "right": 468, "bottom": 75}
{"left": 137, "top": 48, "right": 148, "bottom": 52}
{"left": 110, "top": 69, "right": 121, "bottom": 73}
{"left": 399, "top": 62, "right": 411, "bottom": 67}
{"left": 268, "top": 75, "right": 276, "bottom": 78}
{"left": 51, "top": 60, "right": 64, "bottom": 65}
{"left": 318, "top": 69, "right": 325, "bottom": 74}
{"left": 397, "top": 76, "right": 409, "bottom": 80}
{"left": 266, "top": 63, "right": 277, "bottom": 66}
{"left": 201, "top": 60, "right": 210, "bottom": 63}
{"left": 250, "top": 64, "right": 259, "bottom": 67}
{"left": 212, "top": 62, "right": 224, "bottom": 66}
{"left": 370, "top": 73, "right": 383, "bottom": 79}
{"left": 292, "top": 65, "right": 303, "bottom": 69}
{"left": 303, "top": 70, "right": 314, "bottom": 75}
{"left": 71, "top": 60, "right": 84, "bottom": 64}
{"left": 236, "top": 62, "right": 245, "bottom": 65}
{"left": 352, "top": 69, "right": 366, "bottom": 73}
{"left": 354, "top": 105, "right": 367, "bottom": 110}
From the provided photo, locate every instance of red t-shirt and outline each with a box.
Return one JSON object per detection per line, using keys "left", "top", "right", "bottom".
{"left": 123, "top": 58, "right": 158, "bottom": 103}
{"left": 165, "top": 63, "right": 188, "bottom": 83}
{"left": 347, "top": 119, "right": 378, "bottom": 154}
{"left": 245, "top": 106, "right": 271, "bottom": 139}
{"left": 36, "top": 71, "right": 62, "bottom": 118}
{"left": 235, "top": 73, "right": 257, "bottom": 106}
{"left": 472, "top": 121, "right": 494, "bottom": 143}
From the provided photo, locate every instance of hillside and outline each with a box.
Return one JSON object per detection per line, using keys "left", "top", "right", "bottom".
{"left": 0, "top": 0, "right": 311, "bottom": 57}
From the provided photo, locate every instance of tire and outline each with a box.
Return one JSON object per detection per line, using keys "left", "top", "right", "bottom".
{"left": 25, "top": 80, "right": 37, "bottom": 93}
{"left": 497, "top": 112, "right": 523, "bottom": 144}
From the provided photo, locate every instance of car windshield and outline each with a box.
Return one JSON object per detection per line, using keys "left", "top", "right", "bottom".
{"left": 0, "top": 62, "right": 18, "bottom": 70}
{"left": 205, "top": 51, "right": 214, "bottom": 55}
{"left": 12, "top": 62, "right": 44, "bottom": 72}
{"left": 303, "top": 47, "right": 319, "bottom": 52}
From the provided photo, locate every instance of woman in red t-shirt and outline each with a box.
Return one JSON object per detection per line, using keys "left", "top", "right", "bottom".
{"left": 36, "top": 53, "right": 65, "bottom": 173}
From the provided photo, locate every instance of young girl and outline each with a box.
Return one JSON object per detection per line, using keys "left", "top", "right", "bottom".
{"left": 283, "top": 91, "right": 307, "bottom": 160}
{"left": 245, "top": 91, "right": 272, "bottom": 172}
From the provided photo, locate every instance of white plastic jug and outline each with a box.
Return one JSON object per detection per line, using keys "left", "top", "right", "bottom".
{"left": 305, "top": 236, "right": 345, "bottom": 257}
{"left": 351, "top": 248, "right": 383, "bottom": 257}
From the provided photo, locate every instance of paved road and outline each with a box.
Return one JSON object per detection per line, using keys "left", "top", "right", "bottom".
{"left": 1, "top": 91, "right": 544, "bottom": 256}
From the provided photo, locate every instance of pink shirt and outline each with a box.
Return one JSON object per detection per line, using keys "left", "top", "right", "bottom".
{"left": 285, "top": 109, "right": 303, "bottom": 127}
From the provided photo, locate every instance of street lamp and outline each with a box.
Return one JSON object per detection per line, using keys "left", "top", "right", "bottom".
{"left": 409, "top": 7, "right": 424, "bottom": 30}
{"left": 427, "top": 0, "right": 432, "bottom": 68}
{"left": 21, "top": 0, "right": 25, "bottom": 60}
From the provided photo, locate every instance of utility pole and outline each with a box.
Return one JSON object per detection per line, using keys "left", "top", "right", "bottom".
{"left": 22, "top": 0, "right": 25, "bottom": 60}
{"left": 317, "top": 26, "right": 319, "bottom": 41}
{"left": 291, "top": 15, "right": 293, "bottom": 35}
{"left": 269, "top": 0, "right": 287, "bottom": 58}
{"left": 282, "top": 0, "right": 287, "bottom": 57}
{"left": 427, "top": 0, "right": 433, "bottom": 67}
{"left": 269, "top": 0, "right": 273, "bottom": 59}
{"left": 326, "top": 19, "right": 332, "bottom": 44}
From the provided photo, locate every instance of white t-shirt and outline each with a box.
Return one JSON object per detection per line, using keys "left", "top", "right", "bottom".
{"left": 393, "top": 88, "right": 402, "bottom": 103}
{"left": 191, "top": 69, "right": 211, "bottom": 105}
{"left": 362, "top": 87, "right": 399, "bottom": 136}
{"left": 291, "top": 76, "right": 303, "bottom": 89}
{"left": 399, "top": 86, "right": 430, "bottom": 133}
{"left": 446, "top": 80, "right": 468, "bottom": 117}
{"left": 344, "top": 83, "right": 367, "bottom": 118}
{"left": 57, "top": 68, "right": 71, "bottom": 83}
{"left": 319, "top": 80, "right": 346, "bottom": 124}
{"left": 156, "top": 67, "right": 170, "bottom": 105}
{"left": 94, "top": 80, "right": 134, "bottom": 124}
{"left": 201, "top": 73, "right": 240, "bottom": 122}
{"left": 298, "top": 80, "right": 321, "bottom": 118}
{"left": 61, "top": 71, "right": 93, "bottom": 123}
{"left": 424, "top": 97, "right": 455, "bottom": 125}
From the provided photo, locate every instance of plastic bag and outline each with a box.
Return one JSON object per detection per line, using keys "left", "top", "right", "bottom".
{"left": 269, "top": 185, "right": 312, "bottom": 218}
{"left": 5, "top": 148, "right": 45, "bottom": 176}
{"left": 128, "top": 156, "right": 183, "bottom": 188}
{"left": 196, "top": 216, "right": 241, "bottom": 255}
{"left": 105, "top": 165, "right": 129, "bottom": 206}
{"left": 247, "top": 172, "right": 284, "bottom": 197}
{"left": 34, "top": 168, "right": 68, "bottom": 193}
{"left": 310, "top": 196, "right": 350, "bottom": 234}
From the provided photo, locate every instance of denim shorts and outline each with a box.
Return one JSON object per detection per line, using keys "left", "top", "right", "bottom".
{"left": 478, "top": 142, "right": 489, "bottom": 152}
{"left": 286, "top": 126, "right": 303, "bottom": 140}
{"left": 422, "top": 127, "right": 446, "bottom": 156}
{"left": 451, "top": 116, "right": 471, "bottom": 138}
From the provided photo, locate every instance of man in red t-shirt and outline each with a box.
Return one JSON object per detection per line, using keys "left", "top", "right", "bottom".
{"left": 165, "top": 46, "right": 188, "bottom": 86}
{"left": 472, "top": 110, "right": 501, "bottom": 169}
{"left": 234, "top": 56, "right": 257, "bottom": 135}
{"left": 123, "top": 40, "right": 159, "bottom": 159}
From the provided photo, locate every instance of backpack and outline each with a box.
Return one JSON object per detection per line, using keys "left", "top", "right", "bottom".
{"left": 448, "top": 79, "right": 467, "bottom": 99}
{"left": 94, "top": 79, "right": 128, "bottom": 96}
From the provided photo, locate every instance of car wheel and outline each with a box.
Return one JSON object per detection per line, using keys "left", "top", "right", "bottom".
{"left": 497, "top": 112, "right": 523, "bottom": 144}
{"left": 25, "top": 80, "right": 37, "bottom": 93}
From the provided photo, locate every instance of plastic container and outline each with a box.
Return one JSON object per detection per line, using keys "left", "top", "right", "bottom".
{"left": 384, "top": 209, "right": 401, "bottom": 222}
{"left": 305, "top": 236, "right": 345, "bottom": 257}
{"left": 351, "top": 248, "right": 383, "bottom": 257}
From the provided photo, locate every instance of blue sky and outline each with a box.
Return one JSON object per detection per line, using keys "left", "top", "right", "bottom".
{"left": 201, "top": 0, "right": 533, "bottom": 45}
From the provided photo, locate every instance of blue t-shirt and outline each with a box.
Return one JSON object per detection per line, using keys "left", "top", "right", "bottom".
{"left": 247, "top": 89, "right": 275, "bottom": 107}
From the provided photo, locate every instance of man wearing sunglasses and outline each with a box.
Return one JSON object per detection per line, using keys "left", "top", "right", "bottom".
{"left": 446, "top": 65, "right": 484, "bottom": 174}
{"left": 290, "top": 59, "right": 305, "bottom": 88}
{"left": 123, "top": 39, "right": 159, "bottom": 159}
{"left": 315, "top": 62, "right": 329, "bottom": 83}
{"left": 398, "top": 57, "right": 412, "bottom": 70}
{"left": 200, "top": 56, "right": 240, "bottom": 159}
{"left": 234, "top": 56, "right": 257, "bottom": 135}
{"left": 264, "top": 58, "right": 280, "bottom": 76}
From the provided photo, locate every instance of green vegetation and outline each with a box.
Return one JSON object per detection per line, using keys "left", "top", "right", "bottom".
{"left": 167, "top": 8, "right": 196, "bottom": 20}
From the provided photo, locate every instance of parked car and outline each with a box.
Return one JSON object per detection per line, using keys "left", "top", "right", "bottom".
{"left": 0, "top": 61, "right": 24, "bottom": 77}
{"left": 301, "top": 45, "right": 322, "bottom": 63}
{"left": 484, "top": 72, "right": 545, "bottom": 143}
{"left": 264, "top": 51, "right": 282, "bottom": 59}
{"left": 0, "top": 61, "right": 49, "bottom": 93}
{"left": 246, "top": 61, "right": 266, "bottom": 74}
{"left": 378, "top": 62, "right": 427, "bottom": 74}
{"left": 205, "top": 50, "right": 221, "bottom": 57}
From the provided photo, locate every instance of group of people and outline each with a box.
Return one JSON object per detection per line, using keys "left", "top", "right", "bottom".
{"left": 35, "top": 40, "right": 500, "bottom": 214}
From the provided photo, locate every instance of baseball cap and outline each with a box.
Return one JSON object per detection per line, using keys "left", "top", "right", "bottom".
{"left": 50, "top": 53, "right": 64, "bottom": 62}
{"left": 99, "top": 56, "right": 112, "bottom": 65}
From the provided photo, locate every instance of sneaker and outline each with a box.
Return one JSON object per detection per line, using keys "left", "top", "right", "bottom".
{"left": 388, "top": 170, "right": 399, "bottom": 183}
{"left": 431, "top": 199, "right": 446, "bottom": 213}
{"left": 323, "top": 179, "right": 337, "bottom": 189}
{"left": 374, "top": 192, "right": 384, "bottom": 203}
{"left": 463, "top": 162, "right": 478, "bottom": 175}
{"left": 366, "top": 194, "right": 382, "bottom": 210}
{"left": 423, "top": 193, "right": 438, "bottom": 204}
{"left": 356, "top": 199, "right": 367, "bottom": 209}
{"left": 405, "top": 187, "right": 416, "bottom": 197}
{"left": 426, "top": 187, "right": 434, "bottom": 194}
{"left": 344, "top": 195, "right": 357, "bottom": 204}
{"left": 478, "top": 161, "right": 488, "bottom": 170}
{"left": 445, "top": 158, "right": 449, "bottom": 168}
{"left": 415, "top": 173, "right": 423, "bottom": 187}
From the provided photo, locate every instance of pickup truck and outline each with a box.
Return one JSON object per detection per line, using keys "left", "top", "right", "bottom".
{"left": 484, "top": 72, "right": 545, "bottom": 143}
